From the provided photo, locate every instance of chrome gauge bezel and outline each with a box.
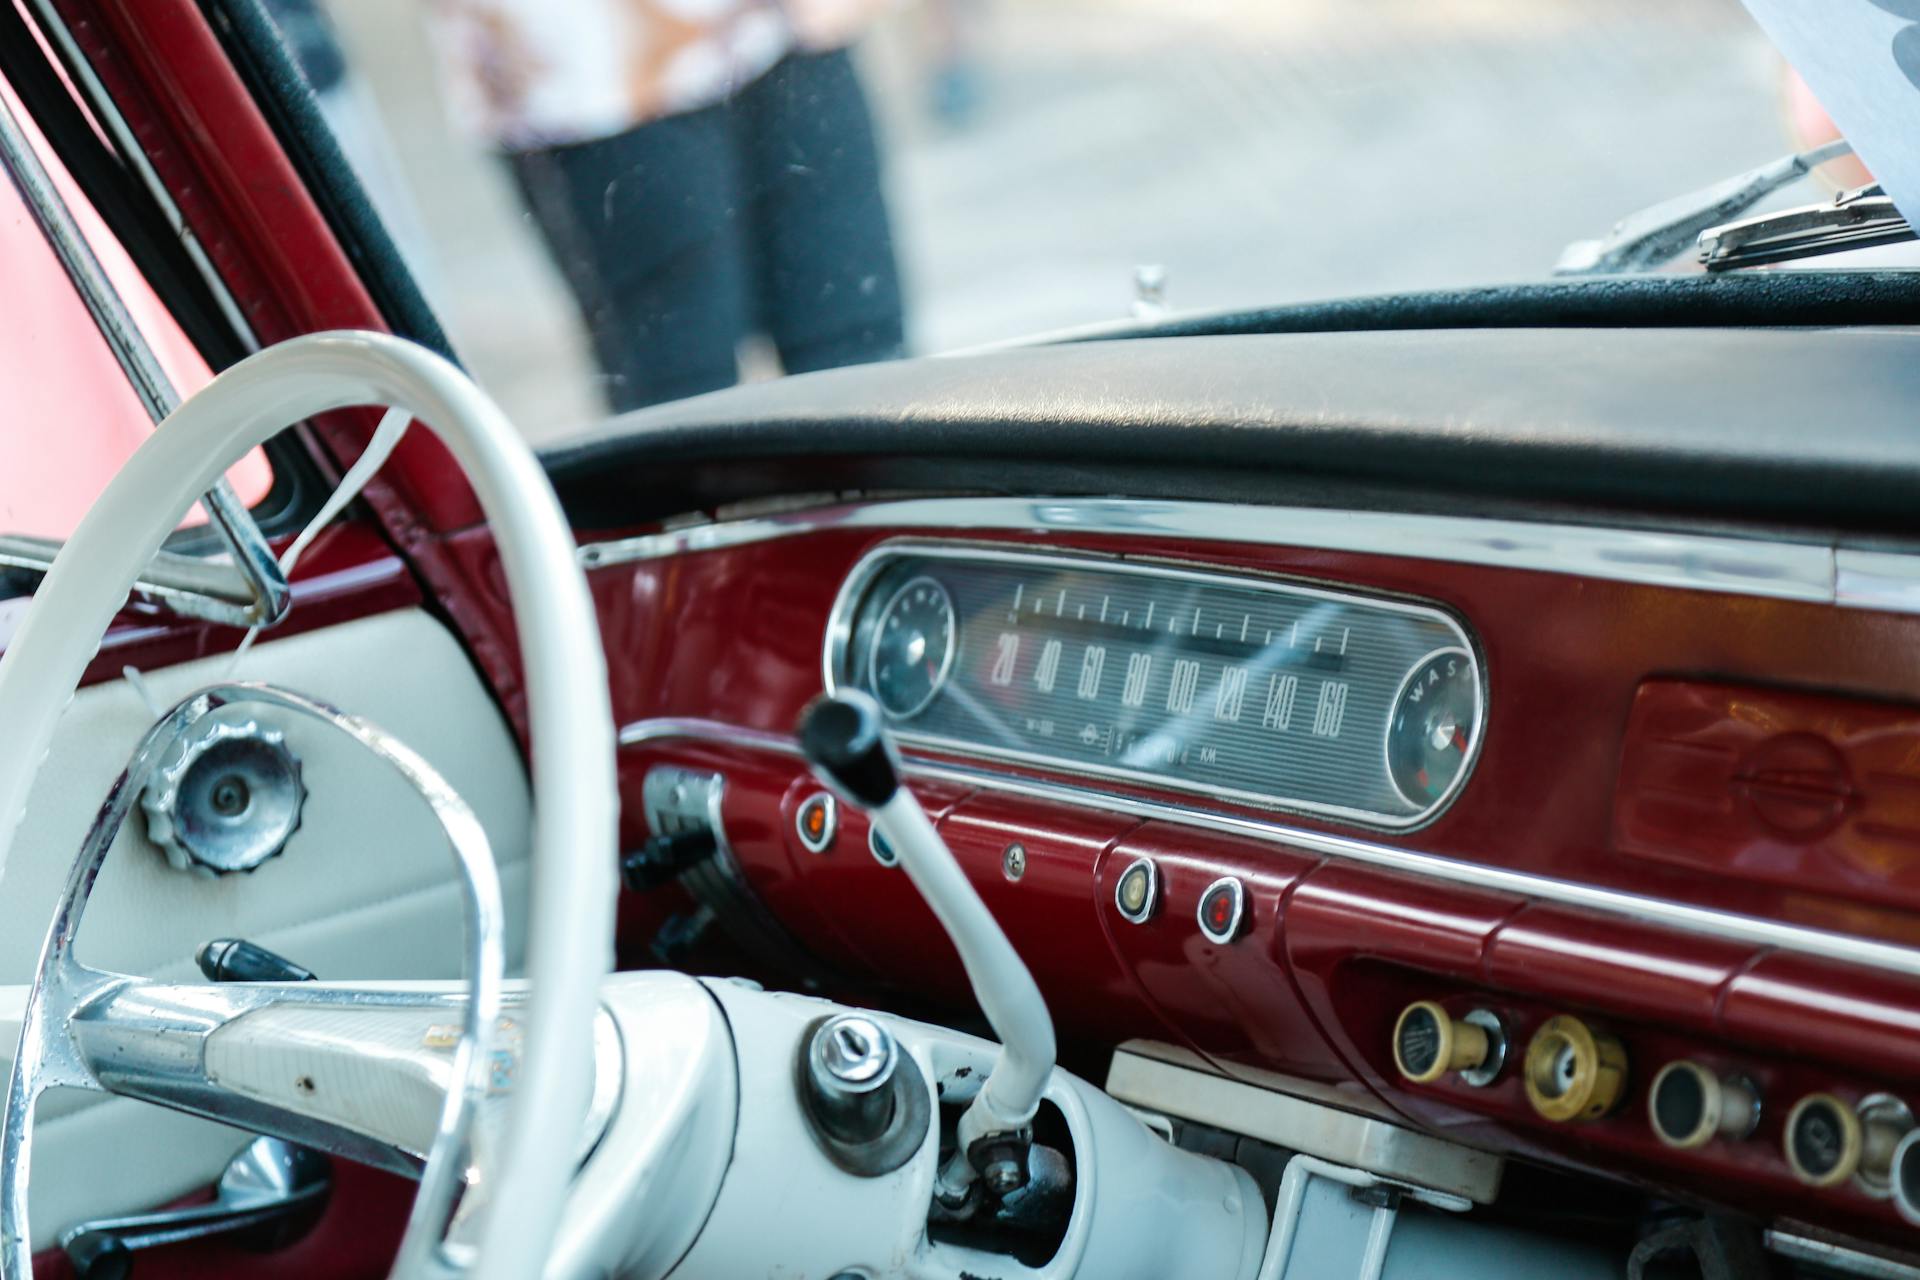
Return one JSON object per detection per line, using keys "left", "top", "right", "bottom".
{"left": 824, "top": 539, "right": 1488, "bottom": 832}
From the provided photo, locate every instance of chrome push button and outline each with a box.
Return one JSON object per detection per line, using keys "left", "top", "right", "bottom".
{"left": 796, "top": 792, "right": 838, "bottom": 853}
{"left": 1114, "top": 857, "right": 1159, "bottom": 924}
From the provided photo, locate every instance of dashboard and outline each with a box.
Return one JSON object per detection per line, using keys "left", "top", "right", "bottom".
{"left": 581, "top": 490, "right": 1920, "bottom": 1261}
{"left": 428, "top": 314, "right": 1920, "bottom": 1280}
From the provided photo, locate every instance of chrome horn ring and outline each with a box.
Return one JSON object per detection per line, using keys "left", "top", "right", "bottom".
{"left": 0, "top": 682, "right": 504, "bottom": 1277}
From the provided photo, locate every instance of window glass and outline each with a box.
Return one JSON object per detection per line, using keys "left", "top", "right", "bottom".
{"left": 0, "top": 75, "right": 272, "bottom": 540}
{"left": 299, "top": 1, "right": 1836, "bottom": 443}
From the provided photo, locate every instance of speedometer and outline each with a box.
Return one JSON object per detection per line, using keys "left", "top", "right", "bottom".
{"left": 828, "top": 544, "right": 1487, "bottom": 829}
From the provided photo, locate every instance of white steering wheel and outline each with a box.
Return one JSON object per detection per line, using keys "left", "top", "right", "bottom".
{"left": 0, "top": 332, "right": 617, "bottom": 1278}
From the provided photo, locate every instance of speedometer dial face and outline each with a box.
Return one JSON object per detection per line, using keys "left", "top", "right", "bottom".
{"left": 1385, "top": 648, "right": 1480, "bottom": 809}
{"left": 866, "top": 576, "right": 957, "bottom": 719}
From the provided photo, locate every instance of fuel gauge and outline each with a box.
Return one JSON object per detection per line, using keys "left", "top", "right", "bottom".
{"left": 866, "top": 576, "right": 957, "bottom": 720}
{"left": 1385, "top": 647, "right": 1481, "bottom": 810}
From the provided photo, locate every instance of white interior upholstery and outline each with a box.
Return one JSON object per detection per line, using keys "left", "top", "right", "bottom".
{"left": 0, "top": 607, "right": 531, "bottom": 1247}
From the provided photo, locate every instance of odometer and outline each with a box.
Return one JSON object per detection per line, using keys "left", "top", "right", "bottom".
{"left": 828, "top": 545, "right": 1485, "bottom": 828}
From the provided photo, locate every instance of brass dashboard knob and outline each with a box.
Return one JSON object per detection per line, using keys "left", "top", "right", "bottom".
{"left": 1524, "top": 1015, "right": 1628, "bottom": 1123}
{"left": 1648, "top": 1061, "right": 1761, "bottom": 1149}
{"left": 1392, "top": 1001, "right": 1504, "bottom": 1086}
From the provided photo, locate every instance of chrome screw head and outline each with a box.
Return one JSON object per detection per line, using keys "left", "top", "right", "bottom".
{"left": 1003, "top": 842, "right": 1027, "bottom": 881}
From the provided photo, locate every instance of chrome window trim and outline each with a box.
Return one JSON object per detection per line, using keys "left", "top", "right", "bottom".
{"left": 573, "top": 496, "right": 1920, "bottom": 612}
{"left": 820, "top": 540, "right": 1488, "bottom": 831}
{"left": 618, "top": 716, "right": 1920, "bottom": 984}
{"left": 0, "top": 39, "right": 289, "bottom": 628}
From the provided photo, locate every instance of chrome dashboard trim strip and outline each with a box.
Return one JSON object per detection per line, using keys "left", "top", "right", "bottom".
{"left": 574, "top": 496, "right": 1905, "bottom": 608}
{"left": 619, "top": 715, "right": 1920, "bottom": 983}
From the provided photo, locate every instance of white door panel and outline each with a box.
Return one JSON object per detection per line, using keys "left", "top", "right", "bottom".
{"left": 0, "top": 607, "right": 534, "bottom": 1247}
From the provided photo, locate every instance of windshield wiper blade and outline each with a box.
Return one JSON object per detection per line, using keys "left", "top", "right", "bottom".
{"left": 1698, "top": 184, "right": 1915, "bottom": 271}
{"left": 1555, "top": 138, "right": 1853, "bottom": 276}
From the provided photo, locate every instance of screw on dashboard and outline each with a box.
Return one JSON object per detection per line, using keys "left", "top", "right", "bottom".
{"left": 1002, "top": 842, "right": 1027, "bottom": 881}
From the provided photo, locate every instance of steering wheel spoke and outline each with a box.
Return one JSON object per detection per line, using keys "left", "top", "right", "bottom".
{"left": 2, "top": 682, "right": 512, "bottom": 1274}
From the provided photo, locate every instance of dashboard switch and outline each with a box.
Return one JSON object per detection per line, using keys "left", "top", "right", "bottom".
{"left": 1787, "top": 1093, "right": 1914, "bottom": 1193}
{"left": 1891, "top": 1128, "right": 1920, "bottom": 1225}
{"left": 1114, "top": 857, "right": 1160, "bottom": 924}
{"left": 1648, "top": 1061, "right": 1760, "bottom": 1149}
{"left": 1392, "top": 1002, "right": 1505, "bottom": 1087}
{"left": 1786, "top": 1094, "right": 1864, "bottom": 1188}
{"left": 1196, "top": 876, "right": 1246, "bottom": 944}
{"left": 796, "top": 792, "right": 839, "bottom": 854}
{"left": 1523, "top": 1015, "right": 1627, "bottom": 1123}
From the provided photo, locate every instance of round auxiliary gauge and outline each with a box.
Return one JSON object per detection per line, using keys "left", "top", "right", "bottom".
{"left": 1385, "top": 647, "right": 1481, "bottom": 810}
{"left": 866, "top": 575, "right": 957, "bottom": 720}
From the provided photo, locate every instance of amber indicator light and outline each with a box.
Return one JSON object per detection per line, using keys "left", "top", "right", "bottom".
{"left": 795, "top": 793, "right": 837, "bottom": 853}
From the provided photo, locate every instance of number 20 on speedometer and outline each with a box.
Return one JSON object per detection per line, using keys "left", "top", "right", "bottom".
{"left": 1385, "top": 647, "right": 1480, "bottom": 809}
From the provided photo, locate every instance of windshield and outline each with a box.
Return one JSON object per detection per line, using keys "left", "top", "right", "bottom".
{"left": 287, "top": 0, "right": 1866, "bottom": 441}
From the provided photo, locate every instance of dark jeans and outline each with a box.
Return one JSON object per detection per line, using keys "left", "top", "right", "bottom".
{"left": 510, "top": 48, "right": 906, "bottom": 412}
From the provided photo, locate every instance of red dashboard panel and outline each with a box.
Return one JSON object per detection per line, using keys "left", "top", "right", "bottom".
{"left": 1616, "top": 679, "right": 1920, "bottom": 914}
{"left": 598, "top": 520, "right": 1920, "bottom": 1249}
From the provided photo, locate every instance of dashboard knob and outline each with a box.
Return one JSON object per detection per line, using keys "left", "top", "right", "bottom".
{"left": 798, "top": 692, "right": 899, "bottom": 808}
{"left": 1786, "top": 1092, "right": 1913, "bottom": 1192}
{"left": 1785, "top": 1094, "right": 1864, "bottom": 1188}
{"left": 1648, "top": 1061, "right": 1760, "bottom": 1149}
{"left": 805, "top": 1014, "right": 899, "bottom": 1145}
{"left": 1523, "top": 1015, "right": 1628, "bottom": 1123}
{"left": 1392, "top": 1002, "right": 1505, "bottom": 1086}
{"left": 1890, "top": 1128, "right": 1920, "bottom": 1225}
{"left": 141, "top": 717, "right": 305, "bottom": 875}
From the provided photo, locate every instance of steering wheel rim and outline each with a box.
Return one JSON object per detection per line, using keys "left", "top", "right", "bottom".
{"left": 0, "top": 332, "right": 616, "bottom": 1278}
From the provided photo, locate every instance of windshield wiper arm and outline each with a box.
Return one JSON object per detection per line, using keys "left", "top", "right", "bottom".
{"left": 1555, "top": 138, "right": 1853, "bottom": 276}
{"left": 1698, "top": 184, "right": 1914, "bottom": 271}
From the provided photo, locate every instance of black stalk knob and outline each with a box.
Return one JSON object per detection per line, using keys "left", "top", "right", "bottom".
{"left": 196, "top": 938, "right": 316, "bottom": 983}
{"left": 620, "top": 828, "right": 718, "bottom": 891}
{"left": 798, "top": 692, "right": 899, "bottom": 809}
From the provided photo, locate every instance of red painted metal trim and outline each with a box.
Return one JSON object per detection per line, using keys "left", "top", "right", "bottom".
{"left": 45, "top": 0, "right": 481, "bottom": 532}
{"left": 42, "top": 0, "right": 532, "bottom": 726}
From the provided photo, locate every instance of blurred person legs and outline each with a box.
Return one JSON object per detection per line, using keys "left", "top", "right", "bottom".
{"left": 509, "top": 47, "right": 903, "bottom": 413}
